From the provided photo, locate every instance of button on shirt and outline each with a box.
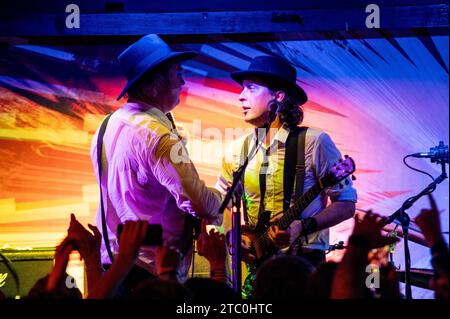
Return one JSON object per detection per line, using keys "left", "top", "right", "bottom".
{"left": 90, "top": 101, "right": 223, "bottom": 281}
{"left": 215, "top": 124, "right": 357, "bottom": 251}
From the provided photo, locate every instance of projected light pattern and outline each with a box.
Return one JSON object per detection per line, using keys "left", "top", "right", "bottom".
{"left": 0, "top": 34, "right": 448, "bottom": 298}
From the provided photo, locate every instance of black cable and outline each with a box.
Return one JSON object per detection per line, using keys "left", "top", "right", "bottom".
{"left": 325, "top": 241, "right": 346, "bottom": 254}
{"left": 401, "top": 154, "right": 437, "bottom": 213}
{"left": 403, "top": 155, "right": 435, "bottom": 182}
{"left": 401, "top": 182, "right": 437, "bottom": 212}
{"left": 0, "top": 252, "right": 20, "bottom": 298}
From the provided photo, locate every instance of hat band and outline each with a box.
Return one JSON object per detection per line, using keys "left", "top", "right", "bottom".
{"left": 125, "top": 46, "right": 172, "bottom": 79}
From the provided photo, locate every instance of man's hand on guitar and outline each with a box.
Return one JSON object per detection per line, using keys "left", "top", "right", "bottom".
{"left": 267, "top": 225, "right": 290, "bottom": 249}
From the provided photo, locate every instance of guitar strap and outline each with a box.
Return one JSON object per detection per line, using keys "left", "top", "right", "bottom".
{"left": 239, "top": 126, "right": 308, "bottom": 298}
{"left": 284, "top": 126, "right": 308, "bottom": 213}
{"left": 239, "top": 127, "right": 308, "bottom": 226}
{"left": 285, "top": 127, "right": 308, "bottom": 253}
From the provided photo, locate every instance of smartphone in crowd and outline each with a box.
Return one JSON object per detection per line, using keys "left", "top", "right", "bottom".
{"left": 117, "top": 222, "right": 163, "bottom": 246}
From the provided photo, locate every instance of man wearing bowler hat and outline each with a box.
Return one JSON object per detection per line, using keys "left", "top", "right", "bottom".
{"left": 215, "top": 55, "right": 357, "bottom": 296}
{"left": 90, "top": 34, "right": 223, "bottom": 289}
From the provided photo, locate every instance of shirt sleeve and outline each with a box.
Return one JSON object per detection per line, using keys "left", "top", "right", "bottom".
{"left": 313, "top": 132, "right": 357, "bottom": 203}
{"left": 215, "top": 154, "right": 235, "bottom": 198}
{"left": 214, "top": 136, "right": 245, "bottom": 213}
{"left": 148, "top": 133, "right": 223, "bottom": 225}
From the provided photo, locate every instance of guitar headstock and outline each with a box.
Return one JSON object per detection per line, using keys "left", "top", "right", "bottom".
{"left": 322, "top": 155, "right": 356, "bottom": 188}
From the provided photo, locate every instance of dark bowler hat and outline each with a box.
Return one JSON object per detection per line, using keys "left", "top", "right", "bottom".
{"left": 116, "top": 34, "right": 197, "bottom": 100}
{"left": 231, "top": 55, "right": 308, "bottom": 105}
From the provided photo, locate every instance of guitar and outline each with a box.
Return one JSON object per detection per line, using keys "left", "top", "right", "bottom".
{"left": 233, "top": 155, "right": 356, "bottom": 297}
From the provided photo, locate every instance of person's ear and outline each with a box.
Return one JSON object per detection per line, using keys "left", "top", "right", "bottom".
{"left": 145, "top": 83, "right": 158, "bottom": 99}
{"left": 275, "top": 90, "right": 285, "bottom": 102}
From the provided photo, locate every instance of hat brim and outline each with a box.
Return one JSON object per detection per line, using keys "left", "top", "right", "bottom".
{"left": 116, "top": 51, "right": 197, "bottom": 100}
{"left": 231, "top": 70, "right": 308, "bottom": 106}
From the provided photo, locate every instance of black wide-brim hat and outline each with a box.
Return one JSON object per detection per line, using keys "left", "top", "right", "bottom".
{"left": 231, "top": 55, "right": 308, "bottom": 105}
{"left": 116, "top": 34, "right": 197, "bottom": 100}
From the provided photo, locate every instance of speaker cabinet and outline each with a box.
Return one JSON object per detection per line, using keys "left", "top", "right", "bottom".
{"left": 0, "top": 248, "right": 55, "bottom": 298}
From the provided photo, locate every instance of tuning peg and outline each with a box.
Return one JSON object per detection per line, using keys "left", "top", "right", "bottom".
{"left": 333, "top": 163, "right": 337, "bottom": 167}
{"left": 339, "top": 183, "right": 344, "bottom": 189}
{"left": 351, "top": 175, "right": 356, "bottom": 180}
{"left": 338, "top": 158, "right": 342, "bottom": 163}
{"left": 344, "top": 155, "right": 349, "bottom": 158}
{"left": 344, "top": 179, "right": 349, "bottom": 185}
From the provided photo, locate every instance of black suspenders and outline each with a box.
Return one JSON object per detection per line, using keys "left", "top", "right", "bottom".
{"left": 284, "top": 127, "right": 308, "bottom": 213}
{"left": 239, "top": 127, "right": 308, "bottom": 225}
{"left": 96, "top": 113, "right": 115, "bottom": 263}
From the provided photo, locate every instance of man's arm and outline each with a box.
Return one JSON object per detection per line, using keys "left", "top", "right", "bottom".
{"left": 88, "top": 221, "right": 148, "bottom": 299}
{"left": 313, "top": 201, "right": 355, "bottom": 231}
{"left": 331, "top": 212, "right": 398, "bottom": 298}
{"left": 150, "top": 133, "right": 223, "bottom": 225}
{"left": 271, "top": 201, "right": 355, "bottom": 248}
{"left": 312, "top": 132, "right": 357, "bottom": 230}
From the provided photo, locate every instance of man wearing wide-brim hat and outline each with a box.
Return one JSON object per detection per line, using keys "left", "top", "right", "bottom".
{"left": 215, "top": 55, "right": 357, "bottom": 297}
{"left": 90, "top": 34, "right": 223, "bottom": 291}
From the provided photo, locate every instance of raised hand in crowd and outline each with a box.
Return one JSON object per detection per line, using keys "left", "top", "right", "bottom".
{"left": 197, "top": 219, "right": 227, "bottom": 283}
{"left": 415, "top": 194, "right": 449, "bottom": 299}
{"left": 46, "top": 237, "right": 77, "bottom": 294}
{"left": 331, "top": 211, "right": 399, "bottom": 299}
{"left": 27, "top": 214, "right": 98, "bottom": 299}
{"left": 415, "top": 194, "right": 446, "bottom": 248}
{"left": 352, "top": 211, "right": 398, "bottom": 249}
{"left": 67, "top": 213, "right": 103, "bottom": 294}
{"left": 26, "top": 234, "right": 81, "bottom": 299}
{"left": 88, "top": 220, "right": 148, "bottom": 299}
{"left": 368, "top": 246, "right": 401, "bottom": 299}
{"left": 68, "top": 214, "right": 102, "bottom": 264}
{"left": 155, "top": 245, "right": 181, "bottom": 281}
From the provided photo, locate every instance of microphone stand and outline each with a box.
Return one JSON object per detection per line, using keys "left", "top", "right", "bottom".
{"left": 217, "top": 159, "right": 247, "bottom": 295}
{"left": 383, "top": 160, "right": 447, "bottom": 299}
{"left": 217, "top": 127, "right": 269, "bottom": 296}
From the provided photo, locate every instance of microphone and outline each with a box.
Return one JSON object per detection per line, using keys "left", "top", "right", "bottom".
{"left": 411, "top": 141, "right": 449, "bottom": 164}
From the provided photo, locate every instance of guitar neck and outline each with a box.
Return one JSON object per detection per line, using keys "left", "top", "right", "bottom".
{"left": 276, "top": 182, "right": 324, "bottom": 230}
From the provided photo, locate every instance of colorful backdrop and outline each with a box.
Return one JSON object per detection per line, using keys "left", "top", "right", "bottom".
{"left": 0, "top": 33, "right": 448, "bottom": 298}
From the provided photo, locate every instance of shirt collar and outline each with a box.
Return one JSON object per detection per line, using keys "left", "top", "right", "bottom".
{"left": 273, "top": 122, "right": 290, "bottom": 145}
{"left": 253, "top": 122, "right": 290, "bottom": 145}
{"left": 126, "top": 100, "right": 174, "bottom": 131}
{"left": 250, "top": 123, "right": 291, "bottom": 153}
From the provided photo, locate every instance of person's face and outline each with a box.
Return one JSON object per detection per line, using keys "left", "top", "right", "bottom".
{"left": 238, "top": 79, "right": 275, "bottom": 127}
{"left": 157, "top": 62, "right": 185, "bottom": 112}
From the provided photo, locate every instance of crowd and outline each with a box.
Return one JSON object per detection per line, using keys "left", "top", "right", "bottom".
{"left": 0, "top": 195, "right": 447, "bottom": 300}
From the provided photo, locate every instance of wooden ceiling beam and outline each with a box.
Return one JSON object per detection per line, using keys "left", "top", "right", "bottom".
{"left": 0, "top": 5, "right": 447, "bottom": 37}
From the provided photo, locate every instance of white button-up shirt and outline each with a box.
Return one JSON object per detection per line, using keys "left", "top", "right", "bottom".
{"left": 90, "top": 101, "right": 223, "bottom": 281}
